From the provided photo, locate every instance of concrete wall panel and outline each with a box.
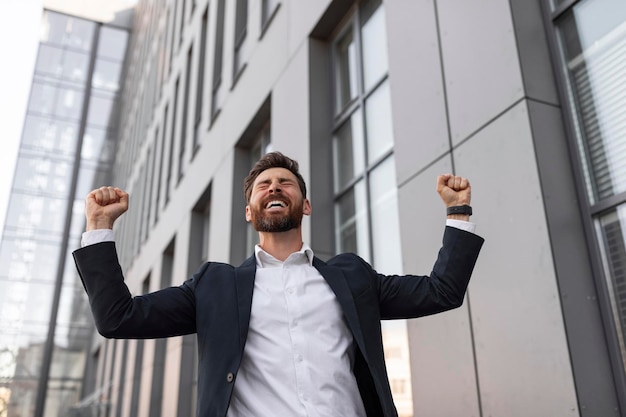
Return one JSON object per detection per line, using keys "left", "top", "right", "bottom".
{"left": 386, "top": 0, "right": 450, "bottom": 184}
{"left": 398, "top": 156, "right": 481, "bottom": 416}
{"left": 437, "top": 0, "right": 524, "bottom": 145}
{"left": 454, "top": 101, "right": 578, "bottom": 416}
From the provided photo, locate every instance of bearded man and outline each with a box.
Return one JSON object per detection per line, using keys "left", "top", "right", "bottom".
{"left": 73, "top": 151, "right": 484, "bottom": 417}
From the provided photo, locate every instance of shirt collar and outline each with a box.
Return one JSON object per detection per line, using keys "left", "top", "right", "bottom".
{"left": 254, "top": 243, "right": 315, "bottom": 268}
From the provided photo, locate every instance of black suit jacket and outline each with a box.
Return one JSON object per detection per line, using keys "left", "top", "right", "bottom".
{"left": 73, "top": 226, "right": 484, "bottom": 417}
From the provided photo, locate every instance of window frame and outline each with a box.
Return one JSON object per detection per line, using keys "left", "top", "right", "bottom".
{"left": 542, "top": 0, "right": 626, "bottom": 409}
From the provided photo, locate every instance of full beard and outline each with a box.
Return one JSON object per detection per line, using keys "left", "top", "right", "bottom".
{"left": 250, "top": 203, "right": 303, "bottom": 233}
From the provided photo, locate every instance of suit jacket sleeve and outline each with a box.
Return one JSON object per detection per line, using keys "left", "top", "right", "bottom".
{"left": 370, "top": 226, "right": 484, "bottom": 319}
{"left": 73, "top": 241, "right": 198, "bottom": 338}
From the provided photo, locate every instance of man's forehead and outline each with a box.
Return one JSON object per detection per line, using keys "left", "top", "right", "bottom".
{"left": 254, "top": 167, "right": 296, "bottom": 183}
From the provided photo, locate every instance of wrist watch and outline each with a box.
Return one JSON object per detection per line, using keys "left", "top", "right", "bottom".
{"left": 446, "top": 205, "right": 472, "bottom": 216}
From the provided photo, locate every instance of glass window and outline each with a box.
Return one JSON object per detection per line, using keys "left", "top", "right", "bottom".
{"left": 334, "top": 25, "right": 358, "bottom": 114}
{"left": 41, "top": 12, "right": 95, "bottom": 51}
{"left": 370, "top": 156, "right": 402, "bottom": 273}
{"left": 551, "top": 0, "right": 626, "bottom": 392}
{"left": 5, "top": 194, "right": 68, "bottom": 237}
{"left": 234, "top": 0, "right": 249, "bottom": 78}
{"left": 82, "top": 128, "right": 116, "bottom": 163}
{"left": 87, "top": 93, "right": 116, "bottom": 127}
{"left": 179, "top": 45, "right": 193, "bottom": 182}
{"left": 60, "top": 49, "right": 90, "bottom": 83}
{"left": 35, "top": 44, "right": 63, "bottom": 76}
{"left": 335, "top": 181, "right": 370, "bottom": 260}
{"left": 211, "top": 0, "right": 226, "bottom": 118}
{"left": 556, "top": 0, "right": 626, "bottom": 204}
{"left": 42, "top": 11, "right": 70, "bottom": 45}
{"left": 35, "top": 45, "right": 90, "bottom": 84}
{"left": 92, "top": 59, "right": 123, "bottom": 91}
{"left": 64, "top": 16, "right": 96, "bottom": 51}
{"left": 0, "top": 239, "right": 60, "bottom": 283}
{"left": 330, "top": 2, "right": 412, "bottom": 414}
{"left": 12, "top": 156, "right": 73, "bottom": 195}
{"left": 597, "top": 205, "right": 626, "bottom": 369}
{"left": 28, "top": 82, "right": 84, "bottom": 120}
{"left": 194, "top": 8, "right": 208, "bottom": 151}
{"left": 333, "top": 109, "right": 365, "bottom": 191}
{"left": 262, "top": 0, "right": 280, "bottom": 29}
{"left": 360, "top": 0, "right": 388, "bottom": 91}
{"left": 55, "top": 85, "right": 84, "bottom": 120}
{"left": 28, "top": 82, "right": 57, "bottom": 116}
{"left": 550, "top": 0, "right": 570, "bottom": 10}
{"left": 21, "top": 116, "right": 78, "bottom": 155}
{"left": 97, "top": 26, "right": 129, "bottom": 61}
{"left": 364, "top": 80, "right": 393, "bottom": 164}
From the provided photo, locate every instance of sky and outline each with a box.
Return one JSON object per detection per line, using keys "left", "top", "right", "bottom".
{"left": 0, "top": 0, "right": 44, "bottom": 234}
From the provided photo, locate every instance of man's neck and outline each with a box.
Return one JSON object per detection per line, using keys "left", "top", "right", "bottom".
{"left": 257, "top": 228, "right": 303, "bottom": 262}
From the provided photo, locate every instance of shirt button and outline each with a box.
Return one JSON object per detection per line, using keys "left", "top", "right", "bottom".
{"left": 226, "top": 372, "right": 234, "bottom": 383}
{"left": 287, "top": 287, "right": 294, "bottom": 294}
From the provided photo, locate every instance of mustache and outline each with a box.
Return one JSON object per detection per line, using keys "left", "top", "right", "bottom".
{"left": 261, "top": 196, "right": 289, "bottom": 206}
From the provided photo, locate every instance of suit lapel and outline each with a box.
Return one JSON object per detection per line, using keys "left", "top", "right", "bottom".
{"left": 313, "top": 257, "right": 368, "bottom": 360}
{"left": 234, "top": 256, "right": 256, "bottom": 352}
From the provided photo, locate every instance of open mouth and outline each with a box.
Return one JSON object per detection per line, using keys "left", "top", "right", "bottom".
{"left": 265, "top": 200, "right": 287, "bottom": 209}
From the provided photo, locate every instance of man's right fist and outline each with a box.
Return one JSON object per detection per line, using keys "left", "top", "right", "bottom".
{"left": 85, "top": 186, "right": 129, "bottom": 231}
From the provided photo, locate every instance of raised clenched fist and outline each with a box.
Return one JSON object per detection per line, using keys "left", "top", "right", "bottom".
{"left": 85, "top": 186, "right": 129, "bottom": 231}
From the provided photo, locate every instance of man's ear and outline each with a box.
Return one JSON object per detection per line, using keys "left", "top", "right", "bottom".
{"left": 245, "top": 205, "right": 251, "bottom": 222}
{"left": 303, "top": 199, "right": 312, "bottom": 216}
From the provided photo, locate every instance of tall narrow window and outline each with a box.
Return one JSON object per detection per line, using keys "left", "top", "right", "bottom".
{"left": 194, "top": 8, "right": 208, "bottom": 152}
{"left": 179, "top": 0, "right": 187, "bottom": 47}
{"left": 550, "top": 0, "right": 626, "bottom": 381}
{"left": 191, "top": 184, "right": 212, "bottom": 265}
{"left": 211, "top": 0, "right": 226, "bottom": 120}
{"left": 114, "top": 340, "right": 128, "bottom": 417}
{"left": 150, "top": 241, "right": 174, "bottom": 417}
{"left": 261, "top": 0, "right": 280, "bottom": 34}
{"left": 142, "top": 146, "right": 153, "bottom": 242}
{"left": 155, "top": 105, "right": 168, "bottom": 223}
{"left": 168, "top": 4, "right": 177, "bottom": 75}
{"left": 233, "top": 0, "right": 248, "bottom": 81}
{"left": 181, "top": 193, "right": 212, "bottom": 417}
{"left": 147, "top": 127, "right": 159, "bottom": 227}
{"left": 166, "top": 77, "right": 180, "bottom": 204}
{"left": 179, "top": 45, "right": 193, "bottom": 183}
{"left": 330, "top": 1, "right": 412, "bottom": 415}
{"left": 129, "top": 276, "right": 150, "bottom": 417}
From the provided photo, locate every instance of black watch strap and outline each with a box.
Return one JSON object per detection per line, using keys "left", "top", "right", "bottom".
{"left": 446, "top": 205, "right": 472, "bottom": 216}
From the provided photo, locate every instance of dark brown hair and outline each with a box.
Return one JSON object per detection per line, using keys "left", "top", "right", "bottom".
{"left": 243, "top": 152, "right": 307, "bottom": 203}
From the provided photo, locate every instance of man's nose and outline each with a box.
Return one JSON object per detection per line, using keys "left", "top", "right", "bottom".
{"left": 268, "top": 181, "right": 281, "bottom": 193}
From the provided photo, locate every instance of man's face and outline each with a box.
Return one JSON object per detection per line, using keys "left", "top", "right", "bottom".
{"left": 245, "top": 167, "right": 311, "bottom": 233}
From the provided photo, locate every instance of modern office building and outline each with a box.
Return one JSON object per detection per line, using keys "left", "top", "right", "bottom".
{"left": 0, "top": 3, "right": 132, "bottom": 417}
{"left": 3, "top": 0, "right": 626, "bottom": 416}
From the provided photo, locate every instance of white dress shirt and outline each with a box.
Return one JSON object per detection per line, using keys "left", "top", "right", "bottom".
{"left": 227, "top": 244, "right": 366, "bottom": 417}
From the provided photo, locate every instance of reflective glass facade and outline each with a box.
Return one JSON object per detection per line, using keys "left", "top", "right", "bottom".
{"left": 550, "top": 0, "right": 626, "bottom": 400}
{"left": 0, "top": 10, "right": 128, "bottom": 417}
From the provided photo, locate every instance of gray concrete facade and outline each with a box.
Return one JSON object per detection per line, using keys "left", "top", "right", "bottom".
{"left": 81, "top": 0, "right": 624, "bottom": 416}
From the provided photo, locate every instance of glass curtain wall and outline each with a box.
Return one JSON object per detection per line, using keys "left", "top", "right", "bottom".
{"left": 330, "top": 0, "right": 413, "bottom": 415}
{"left": 0, "top": 10, "right": 128, "bottom": 417}
{"left": 549, "top": 0, "right": 626, "bottom": 397}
